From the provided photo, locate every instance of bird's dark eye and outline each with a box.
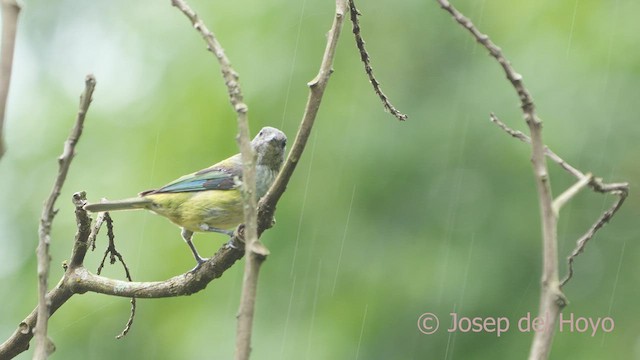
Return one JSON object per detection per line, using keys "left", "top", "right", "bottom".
{"left": 259, "top": 130, "right": 264, "bottom": 136}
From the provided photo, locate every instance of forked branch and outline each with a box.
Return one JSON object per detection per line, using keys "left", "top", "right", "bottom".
{"left": 34, "top": 75, "right": 96, "bottom": 360}
{"left": 437, "top": 1, "right": 628, "bottom": 359}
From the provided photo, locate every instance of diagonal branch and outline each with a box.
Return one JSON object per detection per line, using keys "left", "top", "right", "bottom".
{"left": 170, "top": 0, "right": 247, "bottom": 116}
{"left": 257, "top": 0, "right": 349, "bottom": 234}
{"left": 561, "top": 194, "right": 627, "bottom": 287}
{"left": 347, "top": 0, "right": 407, "bottom": 121}
{"left": 34, "top": 74, "right": 95, "bottom": 360}
{"left": 490, "top": 113, "right": 629, "bottom": 194}
{"left": 436, "top": 1, "right": 538, "bottom": 125}
{"left": 0, "top": 0, "right": 20, "bottom": 159}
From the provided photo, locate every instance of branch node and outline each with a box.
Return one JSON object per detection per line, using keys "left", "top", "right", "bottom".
{"left": 552, "top": 173, "right": 592, "bottom": 216}
{"left": 72, "top": 191, "right": 87, "bottom": 207}
{"left": 249, "top": 241, "right": 270, "bottom": 258}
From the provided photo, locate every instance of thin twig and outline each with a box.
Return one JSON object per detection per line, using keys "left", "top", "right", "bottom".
{"left": 88, "top": 211, "right": 106, "bottom": 251}
{"left": 347, "top": 0, "right": 407, "bottom": 121}
{"left": 91, "top": 212, "right": 137, "bottom": 339}
{"left": 116, "top": 297, "right": 136, "bottom": 340}
{"left": 491, "top": 113, "right": 587, "bottom": 181}
{"left": 490, "top": 113, "right": 629, "bottom": 195}
{"left": 0, "top": 0, "right": 21, "bottom": 159}
{"left": 34, "top": 75, "right": 95, "bottom": 360}
{"left": 103, "top": 214, "right": 137, "bottom": 339}
{"left": 561, "top": 194, "right": 627, "bottom": 286}
{"left": 170, "top": 0, "right": 247, "bottom": 116}
{"left": 436, "top": 1, "right": 538, "bottom": 126}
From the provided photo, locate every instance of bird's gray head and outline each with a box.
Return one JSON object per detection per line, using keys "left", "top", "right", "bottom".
{"left": 251, "top": 126, "right": 287, "bottom": 169}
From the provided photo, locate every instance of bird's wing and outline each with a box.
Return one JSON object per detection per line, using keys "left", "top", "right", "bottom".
{"left": 140, "top": 157, "right": 242, "bottom": 195}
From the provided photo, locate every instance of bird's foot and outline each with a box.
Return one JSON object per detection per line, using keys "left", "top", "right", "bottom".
{"left": 188, "top": 256, "right": 209, "bottom": 274}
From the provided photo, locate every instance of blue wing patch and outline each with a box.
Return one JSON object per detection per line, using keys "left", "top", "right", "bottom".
{"left": 140, "top": 166, "right": 240, "bottom": 196}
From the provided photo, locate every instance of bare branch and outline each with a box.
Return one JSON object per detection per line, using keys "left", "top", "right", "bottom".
{"left": 170, "top": 0, "right": 247, "bottom": 116}
{"left": 561, "top": 193, "right": 627, "bottom": 287}
{"left": 492, "top": 113, "right": 580, "bottom": 182}
{"left": 34, "top": 75, "right": 95, "bottom": 360}
{"left": 490, "top": 113, "right": 629, "bottom": 195}
{"left": 116, "top": 297, "right": 136, "bottom": 340}
{"left": 0, "top": 279, "right": 73, "bottom": 359}
{"left": 237, "top": 1, "right": 351, "bottom": 353}
{"left": 0, "top": 191, "right": 247, "bottom": 358}
{"left": 169, "top": 0, "right": 263, "bottom": 356}
{"left": 258, "top": 0, "right": 349, "bottom": 234}
{"left": 232, "top": 27, "right": 259, "bottom": 360}
{"left": 235, "top": 237, "right": 265, "bottom": 360}
{"left": 435, "top": 1, "right": 580, "bottom": 358}
{"left": 490, "top": 113, "right": 630, "bottom": 286}
{"left": 0, "top": 0, "right": 20, "bottom": 159}
{"left": 347, "top": 0, "right": 407, "bottom": 121}
{"left": 0, "top": 192, "right": 90, "bottom": 359}
{"left": 94, "top": 213, "right": 137, "bottom": 339}
{"left": 88, "top": 211, "right": 106, "bottom": 251}
{"left": 67, "top": 249, "right": 245, "bottom": 298}
{"left": 234, "top": 70, "right": 261, "bottom": 360}
{"left": 439, "top": 1, "right": 634, "bottom": 353}
{"left": 68, "top": 192, "right": 93, "bottom": 269}
{"left": 436, "top": 1, "right": 538, "bottom": 126}
{"left": 67, "top": 194, "right": 245, "bottom": 299}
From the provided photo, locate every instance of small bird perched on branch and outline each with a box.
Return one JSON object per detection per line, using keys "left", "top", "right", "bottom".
{"left": 84, "top": 127, "right": 287, "bottom": 266}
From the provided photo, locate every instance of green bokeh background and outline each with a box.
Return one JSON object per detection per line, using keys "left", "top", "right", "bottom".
{"left": 1, "top": 0, "right": 638, "bottom": 359}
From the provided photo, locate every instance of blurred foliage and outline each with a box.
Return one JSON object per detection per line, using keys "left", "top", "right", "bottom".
{"left": 1, "top": 0, "right": 639, "bottom": 359}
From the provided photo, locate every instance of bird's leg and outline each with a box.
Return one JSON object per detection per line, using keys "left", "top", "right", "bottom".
{"left": 199, "top": 224, "right": 238, "bottom": 249}
{"left": 199, "top": 224, "right": 234, "bottom": 236}
{"left": 181, "top": 228, "right": 207, "bottom": 267}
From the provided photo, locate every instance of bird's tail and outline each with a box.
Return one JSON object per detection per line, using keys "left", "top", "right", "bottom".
{"left": 83, "top": 197, "right": 153, "bottom": 212}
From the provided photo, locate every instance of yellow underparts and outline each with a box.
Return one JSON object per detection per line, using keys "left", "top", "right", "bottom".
{"left": 143, "top": 190, "right": 244, "bottom": 233}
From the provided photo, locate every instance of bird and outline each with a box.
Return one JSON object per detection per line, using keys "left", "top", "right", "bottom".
{"left": 84, "top": 126, "right": 287, "bottom": 266}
